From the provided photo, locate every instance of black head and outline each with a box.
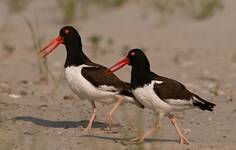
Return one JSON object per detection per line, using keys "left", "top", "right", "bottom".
{"left": 39, "top": 26, "right": 83, "bottom": 57}
{"left": 127, "top": 49, "right": 150, "bottom": 68}
{"left": 59, "top": 26, "right": 82, "bottom": 47}
{"left": 106, "top": 48, "right": 150, "bottom": 74}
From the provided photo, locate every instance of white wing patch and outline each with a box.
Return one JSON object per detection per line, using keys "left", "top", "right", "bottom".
{"left": 191, "top": 96, "right": 204, "bottom": 104}
{"left": 98, "top": 85, "right": 119, "bottom": 92}
{"left": 165, "top": 99, "right": 191, "bottom": 106}
{"left": 155, "top": 80, "right": 163, "bottom": 84}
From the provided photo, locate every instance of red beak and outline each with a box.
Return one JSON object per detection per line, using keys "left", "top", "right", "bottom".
{"left": 105, "top": 57, "right": 129, "bottom": 75}
{"left": 39, "top": 36, "right": 63, "bottom": 58}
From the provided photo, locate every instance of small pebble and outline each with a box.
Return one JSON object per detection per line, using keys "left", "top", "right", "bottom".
{"left": 63, "top": 95, "right": 74, "bottom": 100}
{"left": 226, "top": 95, "right": 233, "bottom": 102}
{"left": 9, "top": 94, "right": 21, "bottom": 98}
{"left": 21, "top": 80, "right": 28, "bottom": 84}
{"left": 183, "top": 129, "right": 191, "bottom": 134}
{"left": 190, "top": 118, "right": 194, "bottom": 124}
{"left": 20, "top": 90, "right": 28, "bottom": 96}
{"left": 39, "top": 105, "right": 48, "bottom": 109}
{"left": 113, "top": 138, "right": 119, "bottom": 143}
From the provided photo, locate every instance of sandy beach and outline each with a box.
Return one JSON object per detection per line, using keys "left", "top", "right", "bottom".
{"left": 0, "top": 0, "right": 236, "bottom": 149}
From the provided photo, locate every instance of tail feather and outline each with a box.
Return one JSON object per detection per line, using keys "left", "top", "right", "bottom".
{"left": 192, "top": 94, "right": 216, "bottom": 111}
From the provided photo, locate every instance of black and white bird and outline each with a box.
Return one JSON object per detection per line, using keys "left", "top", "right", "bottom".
{"left": 39, "top": 26, "right": 144, "bottom": 130}
{"left": 106, "top": 48, "right": 216, "bottom": 144}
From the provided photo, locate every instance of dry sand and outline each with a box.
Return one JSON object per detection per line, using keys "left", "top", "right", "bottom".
{"left": 0, "top": 0, "right": 236, "bottom": 149}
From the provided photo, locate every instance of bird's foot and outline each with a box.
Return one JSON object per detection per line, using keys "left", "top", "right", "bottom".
{"left": 81, "top": 125, "right": 92, "bottom": 131}
{"left": 82, "top": 127, "right": 91, "bottom": 131}
{"left": 130, "top": 136, "right": 144, "bottom": 144}
{"left": 106, "top": 115, "right": 114, "bottom": 130}
{"left": 127, "top": 124, "right": 139, "bottom": 133}
{"left": 180, "top": 136, "right": 189, "bottom": 144}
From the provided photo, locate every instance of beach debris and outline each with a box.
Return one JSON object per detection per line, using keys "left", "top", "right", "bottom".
{"left": 9, "top": 94, "right": 21, "bottom": 98}
{"left": 20, "top": 80, "right": 28, "bottom": 84}
{"left": 225, "top": 95, "right": 233, "bottom": 103}
{"left": 208, "top": 117, "right": 212, "bottom": 121}
{"left": 20, "top": 90, "right": 28, "bottom": 96}
{"left": 183, "top": 129, "right": 191, "bottom": 134}
{"left": 63, "top": 95, "right": 75, "bottom": 100}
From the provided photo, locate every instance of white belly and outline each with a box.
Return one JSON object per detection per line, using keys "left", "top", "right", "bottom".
{"left": 132, "top": 81, "right": 171, "bottom": 113}
{"left": 165, "top": 99, "right": 194, "bottom": 111}
{"left": 65, "top": 65, "right": 117, "bottom": 104}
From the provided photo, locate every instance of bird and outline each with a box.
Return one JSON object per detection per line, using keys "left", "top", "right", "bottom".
{"left": 39, "top": 26, "right": 144, "bottom": 131}
{"left": 106, "top": 48, "right": 216, "bottom": 144}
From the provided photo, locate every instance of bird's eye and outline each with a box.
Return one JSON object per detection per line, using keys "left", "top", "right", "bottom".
{"left": 64, "top": 29, "right": 69, "bottom": 34}
{"left": 131, "top": 52, "right": 135, "bottom": 56}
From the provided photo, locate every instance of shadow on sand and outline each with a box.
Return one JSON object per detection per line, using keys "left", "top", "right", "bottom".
{"left": 13, "top": 116, "right": 109, "bottom": 129}
{"left": 79, "top": 135, "right": 178, "bottom": 143}
{"left": 13, "top": 116, "right": 178, "bottom": 144}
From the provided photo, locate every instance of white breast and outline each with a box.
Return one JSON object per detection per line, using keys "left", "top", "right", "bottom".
{"left": 132, "top": 81, "right": 171, "bottom": 113}
{"left": 64, "top": 65, "right": 117, "bottom": 104}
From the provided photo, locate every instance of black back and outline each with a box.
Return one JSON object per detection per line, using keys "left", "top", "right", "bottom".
{"left": 81, "top": 63, "right": 129, "bottom": 92}
{"left": 153, "top": 74, "right": 193, "bottom": 100}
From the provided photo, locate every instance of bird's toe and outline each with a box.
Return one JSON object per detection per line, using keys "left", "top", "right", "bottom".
{"left": 130, "top": 136, "right": 144, "bottom": 144}
{"left": 180, "top": 136, "right": 189, "bottom": 145}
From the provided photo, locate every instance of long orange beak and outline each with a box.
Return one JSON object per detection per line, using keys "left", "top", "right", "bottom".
{"left": 105, "top": 57, "right": 129, "bottom": 75}
{"left": 39, "top": 36, "right": 63, "bottom": 58}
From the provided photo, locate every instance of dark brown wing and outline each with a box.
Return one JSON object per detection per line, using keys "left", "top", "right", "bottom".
{"left": 153, "top": 76, "right": 215, "bottom": 111}
{"left": 153, "top": 76, "right": 193, "bottom": 100}
{"left": 81, "top": 65, "right": 144, "bottom": 108}
{"left": 81, "top": 65, "right": 126, "bottom": 92}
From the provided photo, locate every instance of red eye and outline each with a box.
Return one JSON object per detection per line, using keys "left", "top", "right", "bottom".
{"left": 65, "top": 29, "right": 69, "bottom": 34}
{"left": 131, "top": 52, "right": 135, "bottom": 56}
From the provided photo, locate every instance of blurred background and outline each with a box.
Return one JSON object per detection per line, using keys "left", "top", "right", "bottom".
{"left": 0, "top": 0, "right": 236, "bottom": 149}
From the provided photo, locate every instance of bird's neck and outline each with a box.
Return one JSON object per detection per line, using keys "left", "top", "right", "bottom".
{"left": 131, "top": 65, "right": 152, "bottom": 88}
{"left": 64, "top": 44, "right": 92, "bottom": 67}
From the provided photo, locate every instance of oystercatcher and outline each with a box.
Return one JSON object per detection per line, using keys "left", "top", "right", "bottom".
{"left": 39, "top": 26, "right": 144, "bottom": 130}
{"left": 106, "top": 49, "right": 216, "bottom": 144}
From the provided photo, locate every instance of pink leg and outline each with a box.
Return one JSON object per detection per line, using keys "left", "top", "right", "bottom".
{"left": 168, "top": 114, "right": 189, "bottom": 144}
{"left": 130, "top": 112, "right": 165, "bottom": 143}
{"left": 106, "top": 95, "right": 124, "bottom": 129}
{"left": 84, "top": 101, "right": 97, "bottom": 131}
{"left": 131, "top": 120, "right": 161, "bottom": 143}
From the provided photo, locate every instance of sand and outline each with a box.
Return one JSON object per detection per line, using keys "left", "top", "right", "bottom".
{"left": 0, "top": 0, "right": 236, "bottom": 149}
